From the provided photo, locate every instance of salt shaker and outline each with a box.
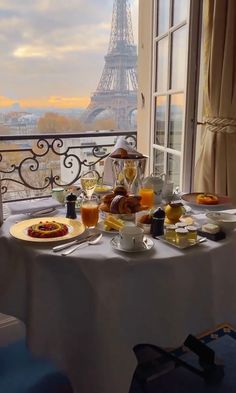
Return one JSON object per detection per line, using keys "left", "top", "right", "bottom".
{"left": 151, "top": 207, "right": 165, "bottom": 237}
{"left": 66, "top": 193, "right": 77, "bottom": 219}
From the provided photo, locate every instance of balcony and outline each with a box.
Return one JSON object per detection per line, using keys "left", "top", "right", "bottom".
{"left": 0, "top": 130, "right": 137, "bottom": 202}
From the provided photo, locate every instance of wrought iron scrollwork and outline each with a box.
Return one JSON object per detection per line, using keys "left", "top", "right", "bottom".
{"left": 0, "top": 132, "right": 137, "bottom": 201}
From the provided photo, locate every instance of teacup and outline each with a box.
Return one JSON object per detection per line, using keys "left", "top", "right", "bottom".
{"left": 52, "top": 187, "right": 65, "bottom": 204}
{"left": 119, "top": 226, "right": 144, "bottom": 251}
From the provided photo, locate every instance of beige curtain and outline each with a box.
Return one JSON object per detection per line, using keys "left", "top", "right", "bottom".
{"left": 194, "top": 0, "right": 236, "bottom": 203}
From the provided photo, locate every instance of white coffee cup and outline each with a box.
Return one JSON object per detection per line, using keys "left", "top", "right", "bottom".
{"left": 52, "top": 187, "right": 65, "bottom": 204}
{"left": 119, "top": 226, "right": 144, "bottom": 251}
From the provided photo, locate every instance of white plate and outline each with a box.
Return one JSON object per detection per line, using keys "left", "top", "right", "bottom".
{"left": 111, "top": 235, "right": 154, "bottom": 253}
{"left": 157, "top": 235, "right": 206, "bottom": 249}
{"left": 10, "top": 217, "right": 85, "bottom": 243}
{"left": 181, "top": 193, "right": 232, "bottom": 210}
{"left": 94, "top": 185, "right": 113, "bottom": 195}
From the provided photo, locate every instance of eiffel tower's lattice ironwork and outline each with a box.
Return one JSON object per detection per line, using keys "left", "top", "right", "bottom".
{"left": 81, "top": 0, "right": 137, "bottom": 129}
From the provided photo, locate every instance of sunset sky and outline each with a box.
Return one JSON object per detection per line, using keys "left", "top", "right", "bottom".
{"left": 0, "top": 0, "right": 138, "bottom": 110}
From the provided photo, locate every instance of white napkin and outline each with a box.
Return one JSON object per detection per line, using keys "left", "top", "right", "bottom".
{"left": 103, "top": 136, "right": 142, "bottom": 185}
{"left": 191, "top": 213, "right": 209, "bottom": 228}
{"left": 8, "top": 197, "right": 62, "bottom": 215}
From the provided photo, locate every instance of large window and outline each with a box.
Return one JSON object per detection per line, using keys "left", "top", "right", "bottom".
{"left": 138, "top": 0, "right": 202, "bottom": 191}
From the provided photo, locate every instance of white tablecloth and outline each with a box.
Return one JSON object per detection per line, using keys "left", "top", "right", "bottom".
{"left": 0, "top": 210, "right": 236, "bottom": 393}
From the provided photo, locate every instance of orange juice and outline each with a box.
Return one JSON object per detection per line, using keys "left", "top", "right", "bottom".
{"left": 81, "top": 204, "right": 99, "bottom": 228}
{"left": 139, "top": 188, "right": 154, "bottom": 208}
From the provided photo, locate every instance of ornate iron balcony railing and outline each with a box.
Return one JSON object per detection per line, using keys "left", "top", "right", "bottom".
{"left": 0, "top": 130, "right": 137, "bottom": 202}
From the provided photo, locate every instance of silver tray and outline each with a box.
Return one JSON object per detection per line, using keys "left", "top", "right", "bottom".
{"left": 157, "top": 235, "right": 207, "bottom": 249}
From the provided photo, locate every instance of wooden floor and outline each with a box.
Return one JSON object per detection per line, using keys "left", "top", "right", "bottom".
{"left": 0, "top": 313, "right": 25, "bottom": 346}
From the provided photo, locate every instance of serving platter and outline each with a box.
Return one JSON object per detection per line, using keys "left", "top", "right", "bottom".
{"left": 181, "top": 193, "right": 232, "bottom": 210}
{"left": 157, "top": 235, "right": 207, "bottom": 249}
{"left": 10, "top": 216, "right": 85, "bottom": 243}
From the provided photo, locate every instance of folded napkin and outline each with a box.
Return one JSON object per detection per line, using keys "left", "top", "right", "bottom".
{"left": 191, "top": 213, "right": 209, "bottom": 228}
{"left": 8, "top": 197, "right": 62, "bottom": 215}
{"left": 103, "top": 136, "right": 143, "bottom": 185}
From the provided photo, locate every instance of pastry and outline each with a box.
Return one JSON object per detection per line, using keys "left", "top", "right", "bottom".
{"left": 27, "top": 221, "right": 68, "bottom": 238}
{"left": 138, "top": 214, "right": 152, "bottom": 225}
{"left": 102, "top": 193, "right": 115, "bottom": 204}
{"left": 196, "top": 193, "right": 219, "bottom": 205}
{"left": 100, "top": 193, "right": 143, "bottom": 214}
{"left": 110, "top": 195, "right": 126, "bottom": 214}
{"left": 113, "top": 186, "right": 128, "bottom": 196}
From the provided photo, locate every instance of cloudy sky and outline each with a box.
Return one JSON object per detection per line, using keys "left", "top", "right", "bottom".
{"left": 0, "top": 0, "right": 138, "bottom": 110}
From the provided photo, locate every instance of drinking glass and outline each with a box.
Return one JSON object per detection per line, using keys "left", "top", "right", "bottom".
{"left": 80, "top": 195, "right": 99, "bottom": 230}
{"left": 80, "top": 170, "right": 98, "bottom": 200}
{"left": 139, "top": 188, "right": 154, "bottom": 208}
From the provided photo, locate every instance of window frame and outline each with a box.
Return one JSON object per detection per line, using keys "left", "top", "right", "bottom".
{"left": 137, "top": 0, "right": 203, "bottom": 191}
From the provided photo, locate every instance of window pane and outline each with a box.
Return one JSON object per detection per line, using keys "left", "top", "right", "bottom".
{"left": 156, "top": 37, "right": 168, "bottom": 92}
{"left": 153, "top": 149, "right": 165, "bottom": 175}
{"left": 168, "top": 94, "right": 184, "bottom": 151}
{"left": 167, "top": 154, "right": 180, "bottom": 187}
{"left": 173, "top": 0, "right": 189, "bottom": 26}
{"left": 171, "top": 26, "right": 187, "bottom": 90}
{"left": 154, "top": 96, "right": 166, "bottom": 146}
{"left": 157, "top": 0, "right": 170, "bottom": 35}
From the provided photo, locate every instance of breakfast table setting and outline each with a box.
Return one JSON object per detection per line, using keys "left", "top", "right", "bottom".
{"left": 1, "top": 144, "right": 236, "bottom": 393}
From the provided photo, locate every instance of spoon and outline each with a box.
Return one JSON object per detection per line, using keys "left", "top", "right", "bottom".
{"left": 61, "top": 233, "right": 102, "bottom": 256}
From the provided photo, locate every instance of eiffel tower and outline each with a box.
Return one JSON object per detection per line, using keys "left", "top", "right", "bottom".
{"left": 81, "top": 0, "right": 137, "bottom": 130}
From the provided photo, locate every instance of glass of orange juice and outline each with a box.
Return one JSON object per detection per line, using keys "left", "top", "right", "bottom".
{"left": 139, "top": 188, "right": 154, "bottom": 209}
{"left": 81, "top": 195, "right": 99, "bottom": 229}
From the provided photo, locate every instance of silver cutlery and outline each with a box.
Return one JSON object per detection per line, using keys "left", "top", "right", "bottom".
{"left": 52, "top": 233, "right": 100, "bottom": 252}
{"left": 197, "top": 237, "right": 207, "bottom": 244}
{"left": 61, "top": 233, "right": 103, "bottom": 256}
{"left": 29, "top": 207, "right": 57, "bottom": 217}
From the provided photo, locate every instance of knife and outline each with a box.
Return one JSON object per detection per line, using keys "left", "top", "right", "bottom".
{"left": 52, "top": 233, "right": 98, "bottom": 252}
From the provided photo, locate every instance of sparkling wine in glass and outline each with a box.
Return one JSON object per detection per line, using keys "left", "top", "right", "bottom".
{"left": 80, "top": 171, "right": 98, "bottom": 199}
{"left": 123, "top": 160, "right": 137, "bottom": 194}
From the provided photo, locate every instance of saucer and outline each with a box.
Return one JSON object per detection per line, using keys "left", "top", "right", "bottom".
{"left": 110, "top": 235, "right": 154, "bottom": 253}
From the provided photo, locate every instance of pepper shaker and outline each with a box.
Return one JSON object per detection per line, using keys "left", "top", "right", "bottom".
{"left": 151, "top": 207, "right": 165, "bottom": 237}
{"left": 66, "top": 192, "right": 77, "bottom": 219}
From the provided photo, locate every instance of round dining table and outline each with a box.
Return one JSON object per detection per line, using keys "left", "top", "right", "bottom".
{"left": 0, "top": 208, "right": 236, "bottom": 393}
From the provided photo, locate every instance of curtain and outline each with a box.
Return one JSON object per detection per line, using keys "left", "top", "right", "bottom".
{"left": 194, "top": 0, "right": 236, "bottom": 203}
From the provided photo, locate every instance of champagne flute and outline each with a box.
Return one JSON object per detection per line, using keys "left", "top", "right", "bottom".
{"left": 80, "top": 170, "right": 98, "bottom": 200}
{"left": 123, "top": 160, "right": 137, "bottom": 194}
